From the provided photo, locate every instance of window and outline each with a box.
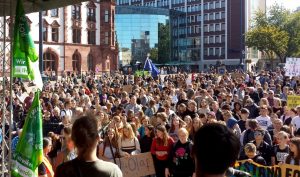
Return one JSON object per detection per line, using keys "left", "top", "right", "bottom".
{"left": 204, "top": 48, "right": 208, "bottom": 56}
{"left": 52, "top": 27, "right": 59, "bottom": 42}
{"left": 72, "top": 5, "right": 81, "bottom": 20}
{"left": 209, "top": 13, "right": 214, "bottom": 20}
{"left": 221, "top": 35, "right": 225, "bottom": 43}
{"left": 105, "top": 10, "right": 109, "bottom": 22}
{"left": 209, "top": 48, "right": 214, "bottom": 56}
{"left": 215, "top": 23, "right": 220, "bottom": 31}
{"left": 204, "top": 36, "right": 208, "bottom": 44}
{"left": 87, "top": 8, "right": 96, "bottom": 22}
{"left": 72, "top": 53, "right": 81, "bottom": 72}
{"left": 72, "top": 28, "right": 81, "bottom": 43}
{"left": 105, "top": 32, "right": 109, "bottom": 45}
{"left": 197, "top": 15, "right": 201, "bottom": 22}
{"left": 221, "top": 47, "right": 225, "bottom": 55}
{"left": 88, "top": 30, "right": 96, "bottom": 44}
{"left": 191, "top": 15, "right": 195, "bottom": 22}
{"left": 87, "top": 54, "right": 93, "bottom": 71}
{"left": 209, "top": 24, "right": 214, "bottom": 32}
{"left": 43, "top": 51, "right": 56, "bottom": 72}
{"left": 209, "top": 36, "right": 214, "bottom": 43}
{"left": 204, "top": 14, "right": 208, "bottom": 21}
{"left": 221, "top": 12, "right": 226, "bottom": 19}
{"left": 221, "top": 23, "right": 225, "bottom": 30}
{"left": 204, "top": 3, "right": 208, "bottom": 10}
{"left": 221, "top": 0, "right": 225, "bottom": 8}
{"left": 43, "top": 27, "right": 48, "bottom": 41}
{"left": 215, "top": 1, "right": 220, "bottom": 8}
{"left": 215, "top": 12, "right": 220, "bottom": 19}
{"left": 209, "top": 2, "right": 214, "bottom": 9}
{"left": 204, "top": 25, "right": 208, "bottom": 32}
{"left": 215, "top": 35, "right": 220, "bottom": 43}
{"left": 215, "top": 47, "right": 220, "bottom": 56}
{"left": 50, "top": 9, "right": 58, "bottom": 17}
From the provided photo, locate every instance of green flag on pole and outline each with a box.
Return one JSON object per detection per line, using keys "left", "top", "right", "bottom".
{"left": 11, "top": 91, "right": 43, "bottom": 177}
{"left": 12, "top": 0, "right": 38, "bottom": 80}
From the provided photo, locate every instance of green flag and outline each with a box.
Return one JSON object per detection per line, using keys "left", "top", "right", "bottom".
{"left": 11, "top": 91, "right": 43, "bottom": 177}
{"left": 12, "top": 0, "right": 38, "bottom": 80}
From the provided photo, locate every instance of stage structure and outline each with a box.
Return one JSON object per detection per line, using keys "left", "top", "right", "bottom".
{"left": 0, "top": 0, "right": 89, "bottom": 176}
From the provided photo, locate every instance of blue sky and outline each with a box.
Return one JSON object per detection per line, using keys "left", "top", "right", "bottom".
{"left": 268, "top": 0, "right": 300, "bottom": 11}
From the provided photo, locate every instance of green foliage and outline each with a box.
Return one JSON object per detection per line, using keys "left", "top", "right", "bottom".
{"left": 158, "top": 23, "right": 170, "bottom": 64}
{"left": 150, "top": 47, "right": 158, "bottom": 61}
{"left": 246, "top": 4, "right": 300, "bottom": 62}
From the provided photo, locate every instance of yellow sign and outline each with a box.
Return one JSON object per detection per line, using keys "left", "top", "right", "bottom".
{"left": 287, "top": 95, "right": 300, "bottom": 109}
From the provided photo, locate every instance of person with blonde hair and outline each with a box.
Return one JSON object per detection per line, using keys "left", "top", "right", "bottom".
{"left": 118, "top": 123, "right": 141, "bottom": 157}
{"left": 166, "top": 128, "right": 195, "bottom": 177}
{"left": 244, "top": 143, "right": 266, "bottom": 165}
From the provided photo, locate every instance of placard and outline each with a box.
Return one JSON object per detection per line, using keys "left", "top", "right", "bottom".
{"left": 122, "top": 85, "right": 133, "bottom": 93}
{"left": 287, "top": 95, "right": 300, "bottom": 109}
{"left": 116, "top": 152, "right": 155, "bottom": 177}
{"left": 285, "top": 58, "right": 300, "bottom": 77}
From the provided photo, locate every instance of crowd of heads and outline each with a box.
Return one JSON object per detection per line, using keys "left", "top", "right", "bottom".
{"left": 3, "top": 68, "right": 300, "bottom": 176}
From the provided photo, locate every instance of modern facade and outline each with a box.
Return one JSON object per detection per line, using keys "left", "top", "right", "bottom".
{"left": 115, "top": 6, "right": 186, "bottom": 66}
{"left": 117, "top": 0, "right": 266, "bottom": 70}
{"left": 4, "top": 0, "right": 118, "bottom": 76}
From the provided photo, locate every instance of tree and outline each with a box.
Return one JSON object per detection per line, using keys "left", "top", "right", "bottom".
{"left": 246, "top": 4, "right": 300, "bottom": 62}
{"left": 150, "top": 47, "right": 158, "bottom": 61}
{"left": 246, "top": 25, "right": 289, "bottom": 63}
{"left": 158, "top": 23, "right": 170, "bottom": 64}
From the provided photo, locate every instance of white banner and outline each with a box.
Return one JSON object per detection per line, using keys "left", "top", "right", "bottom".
{"left": 285, "top": 58, "right": 300, "bottom": 77}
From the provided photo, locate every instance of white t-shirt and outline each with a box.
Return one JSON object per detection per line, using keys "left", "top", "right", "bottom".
{"left": 256, "top": 116, "right": 272, "bottom": 130}
{"left": 291, "top": 116, "right": 300, "bottom": 131}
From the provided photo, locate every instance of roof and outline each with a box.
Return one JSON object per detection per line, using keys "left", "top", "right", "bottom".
{"left": 0, "top": 0, "right": 91, "bottom": 16}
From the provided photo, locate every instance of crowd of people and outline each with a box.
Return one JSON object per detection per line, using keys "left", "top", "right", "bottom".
{"left": 2, "top": 67, "right": 300, "bottom": 177}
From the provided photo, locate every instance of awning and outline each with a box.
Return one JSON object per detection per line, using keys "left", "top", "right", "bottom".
{"left": 0, "top": 0, "right": 91, "bottom": 16}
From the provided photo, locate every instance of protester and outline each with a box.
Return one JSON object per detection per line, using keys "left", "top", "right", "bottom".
{"left": 244, "top": 143, "right": 266, "bottom": 165}
{"left": 55, "top": 114, "right": 122, "bottom": 177}
{"left": 193, "top": 123, "right": 240, "bottom": 177}
{"left": 39, "top": 138, "right": 55, "bottom": 177}
{"left": 166, "top": 128, "right": 195, "bottom": 177}
{"left": 284, "top": 137, "right": 300, "bottom": 165}
{"left": 151, "top": 125, "right": 174, "bottom": 177}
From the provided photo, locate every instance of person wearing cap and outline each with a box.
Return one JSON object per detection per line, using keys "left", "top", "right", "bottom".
{"left": 222, "top": 110, "right": 241, "bottom": 137}
{"left": 255, "top": 105, "right": 272, "bottom": 130}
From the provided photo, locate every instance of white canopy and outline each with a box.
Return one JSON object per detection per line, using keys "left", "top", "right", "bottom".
{"left": 0, "top": 0, "right": 91, "bottom": 16}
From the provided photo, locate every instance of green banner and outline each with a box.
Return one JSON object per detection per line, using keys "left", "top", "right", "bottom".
{"left": 12, "top": 0, "right": 38, "bottom": 79}
{"left": 234, "top": 160, "right": 300, "bottom": 177}
{"left": 12, "top": 91, "right": 43, "bottom": 177}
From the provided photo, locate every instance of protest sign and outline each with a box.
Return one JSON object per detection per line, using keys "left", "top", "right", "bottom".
{"left": 285, "top": 58, "right": 300, "bottom": 77}
{"left": 116, "top": 152, "right": 155, "bottom": 177}
{"left": 218, "top": 66, "right": 226, "bottom": 75}
{"left": 287, "top": 95, "right": 300, "bottom": 109}
{"left": 122, "top": 85, "right": 133, "bottom": 93}
{"left": 234, "top": 160, "right": 300, "bottom": 177}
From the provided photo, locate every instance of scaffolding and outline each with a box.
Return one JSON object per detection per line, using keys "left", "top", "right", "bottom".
{"left": 0, "top": 0, "right": 12, "bottom": 176}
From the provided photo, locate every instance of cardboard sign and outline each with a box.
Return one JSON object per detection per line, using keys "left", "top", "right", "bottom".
{"left": 116, "top": 152, "right": 155, "bottom": 177}
{"left": 231, "top": 73, "right": 245, "bottom": 80}
{"left": 287, "top": 95, "right": 300, "bottom": 109}
{"left": 122, "top": 85, "right": 133, "bottom": 93}
{"left": 218, "top": 66, "right": 226, "bottom": 75}
{"left": 234, "top": 160, "right": 300, "bottom": 177}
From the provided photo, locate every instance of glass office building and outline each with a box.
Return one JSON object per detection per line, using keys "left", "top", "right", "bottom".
{"left": 115, "top": 6, "right": 186, "bottom": 66}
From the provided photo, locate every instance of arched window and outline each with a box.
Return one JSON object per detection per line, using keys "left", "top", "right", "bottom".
{"left": 72, "top": 52, "right": 81, "bottom": 72}
{"left": 87, "top": 53, "right": 94, "bottom": 71}
{"left": 43, "top": 51, "right": 57, "bottom": 72}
